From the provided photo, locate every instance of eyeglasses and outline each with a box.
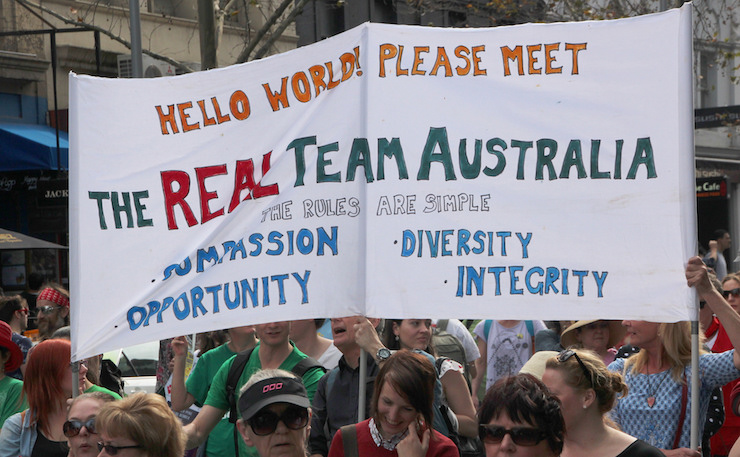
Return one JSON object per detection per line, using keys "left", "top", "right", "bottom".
{"left": 582, "top": 321, "right": 608, "bottom": 331}
{"left": 16, "top": 308, "right": 28, "bottom": 315}
{"left": 69, "top": 360, "right": 88, "bottom": 370}
{"left": 37, "top": 305, "right": 60, "bottom": 315}
{"left": 97, "top": 442, "right": 143, "bottom": 455}
{"left": 248, "top": 406, "right": 309, "bottom": 436}
{"left": 479, "top": 425, "right": 547, "bottom": 446}
{"left": 723, "top": 288, "right": 740, "bottom": 299}
{"left": 558, "top": 349, "right": 593, "bottom": 386}
{"left": 63, "top": 418, "right": 96, "bottom": 437}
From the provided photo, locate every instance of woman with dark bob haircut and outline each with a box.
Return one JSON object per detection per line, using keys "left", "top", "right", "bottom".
{"left": 478, "top": 373, "right": 564, "bottom": 457}
{"left": 328, "top": 350, "right": 457, "bottom": 457}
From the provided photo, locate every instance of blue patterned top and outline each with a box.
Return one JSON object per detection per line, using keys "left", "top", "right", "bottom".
{"left": 608, "top": 350, "right": 740, "bottom": 449}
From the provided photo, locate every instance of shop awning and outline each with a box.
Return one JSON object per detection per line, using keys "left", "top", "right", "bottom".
{"left": 0, "top": 228, "right": 67, "bottom": 250}
{"left": 0, "top": 123, "right": 68, "bottom": 171}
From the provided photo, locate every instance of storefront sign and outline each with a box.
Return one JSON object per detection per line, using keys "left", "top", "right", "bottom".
{"left": 696, "top": 177, "right": 727, "bottom": 199}
{"left": 37, "top": 179, "right": 69, "bottom": 207}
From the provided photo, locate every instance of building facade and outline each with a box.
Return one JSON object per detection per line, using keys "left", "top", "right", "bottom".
{"left": 0, "top": 0, "right": 299, "bottom": 290}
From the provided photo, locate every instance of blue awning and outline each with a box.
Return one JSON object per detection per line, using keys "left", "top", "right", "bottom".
{"left": 0, "top": 123, "right": 69, "bottom": 171}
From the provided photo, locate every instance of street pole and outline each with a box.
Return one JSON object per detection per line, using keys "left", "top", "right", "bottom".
{"left": 198, "top": 0, "right": 217, "bottom": 69}
{"left": 129, "top": 0, "right": 143, "bottom": 77}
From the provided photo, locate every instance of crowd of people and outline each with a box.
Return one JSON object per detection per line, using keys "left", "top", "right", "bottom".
{"left": 0, "top": 255, "right": 738, "bottom": 457}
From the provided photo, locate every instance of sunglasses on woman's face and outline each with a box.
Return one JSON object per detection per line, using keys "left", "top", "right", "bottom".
{"left": 479, "top": 425, "right": 547, "bottom": 446}
{"left": 97, "top": 442, "right": 143, "bottom": 455}
{"left": 248, "top": 406, "right": 309, "bottom": 436}
{"left": 63, "top": 418, "right": 96, "bottom": 437}
{"left": 723, "top": 288, "right": 740, "bottom": 299}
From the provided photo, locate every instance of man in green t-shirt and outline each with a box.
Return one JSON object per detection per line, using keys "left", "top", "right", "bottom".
{"left": 171, "top": 326, "right": 258, "bottom": 457}
{"left": 183, "top": 321, "right": 325, "bottom": 457}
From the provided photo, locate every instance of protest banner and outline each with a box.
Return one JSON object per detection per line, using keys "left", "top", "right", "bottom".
{"left": 70, "top": 4, "right": 694, "bottom": 360}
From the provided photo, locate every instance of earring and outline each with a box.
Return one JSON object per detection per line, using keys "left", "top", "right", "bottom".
{"left": 394, "top": 335, "right": 399, "bottom": 342}
{"left": 583, "top": 404, "right": 587, "bottom": 409}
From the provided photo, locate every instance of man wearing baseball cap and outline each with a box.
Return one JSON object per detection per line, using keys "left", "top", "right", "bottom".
{"left": 236, "top": 369, "right": 312, "bottom": 457}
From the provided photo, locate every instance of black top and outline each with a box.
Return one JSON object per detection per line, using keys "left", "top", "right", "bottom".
{"left": 31, "top": 430, "right": 69, "bottom": 457}
{"left": 308, "top": 355, "right": 379, "bottom": 457}
{"left": 616, "top": 439, "right": 666, "bottom": 456}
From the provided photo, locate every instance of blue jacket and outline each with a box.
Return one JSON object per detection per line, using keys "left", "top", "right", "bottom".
{"left": 0, "top": 410, "right": 37, "bottom": 457}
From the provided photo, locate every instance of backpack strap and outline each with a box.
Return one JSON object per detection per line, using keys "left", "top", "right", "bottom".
{"left": 525, "top": 321, "right": 535, "bottom": 353}
{"left": 322, "top": 367, "right": 341, "bottom": 445}
{"left": 483, "top": 320, "right": 492, "bottom": 341}
{"left": 673, "top": 373, "right": 688, "bottom": 449}
{"left": 227, "top": 347, "right": 255, "bottom": 424}
{"left": 326, "top": 366, "right": 339, "bottom": 394}
{"left": 291, "top": 356, "right": 326, "bottom": 377}
{"left": 437, "top": 319, "right": 449, "bottom": 332}
{"left": 227, "top": 347, "right": 256, "bottom": 457}
{"left": 340, "top": 424, "right": 359, "bottom": 457}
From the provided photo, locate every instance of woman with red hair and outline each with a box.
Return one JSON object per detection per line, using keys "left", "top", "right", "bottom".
{"left": 0, "top": 339, "right": 85, "bottom": 457}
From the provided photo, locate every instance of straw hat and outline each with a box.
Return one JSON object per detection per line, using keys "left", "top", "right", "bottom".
{"left": 560, "top": 320, "right": 626, "bottom": 350}
{"left": 519, "top": 351, "right": 558, "bottom": 380}
{"left": 0, "top": 321, "right": 23, "bottom": 373}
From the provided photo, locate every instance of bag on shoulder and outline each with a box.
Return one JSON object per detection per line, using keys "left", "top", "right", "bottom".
{"left": 99, "top": 359, "right": 126, "bottom": 397}
{"left": 438, "top": 401, "right": 484, "bottom": 457}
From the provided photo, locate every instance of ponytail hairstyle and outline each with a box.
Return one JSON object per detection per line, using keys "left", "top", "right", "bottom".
{"left": 546, "top": 349, "right": 628, "bottom": 414}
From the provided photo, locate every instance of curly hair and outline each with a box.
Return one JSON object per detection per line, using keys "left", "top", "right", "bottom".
{"left": 478, "top": 373, "right": 564, "bottom": 455}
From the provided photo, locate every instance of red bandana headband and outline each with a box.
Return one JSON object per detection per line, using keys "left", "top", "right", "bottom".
{"left": 38, "top": 288, "right": 70, "bottom": 308}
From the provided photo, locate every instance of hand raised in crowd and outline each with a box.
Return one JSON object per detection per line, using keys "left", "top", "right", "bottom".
{"left": 171, "top": 335, "right": 189, "bottom": 358}
{"left": 685, "top": 256, "right": 714, "bottom": 299}
{"left": 395, "top": 420, "right": 430, "bottom": 457}
{"left": 353, "top": 316, "right": 384, "bottom": 358}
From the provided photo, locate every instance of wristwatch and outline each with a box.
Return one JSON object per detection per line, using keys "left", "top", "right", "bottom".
{"left": 376, "top": 347, "right": 391, "bottom": 362}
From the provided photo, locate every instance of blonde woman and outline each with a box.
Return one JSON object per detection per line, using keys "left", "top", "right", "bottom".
{"left": 543, "top": 349, "right": 663, "bottom": 457}
{"left": 607, "top": 257, "right": 740, "bottom": 457}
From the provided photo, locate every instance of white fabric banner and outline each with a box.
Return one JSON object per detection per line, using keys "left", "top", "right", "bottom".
{"left": 70, "top": 4, "right": 695, "bottom": 360}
